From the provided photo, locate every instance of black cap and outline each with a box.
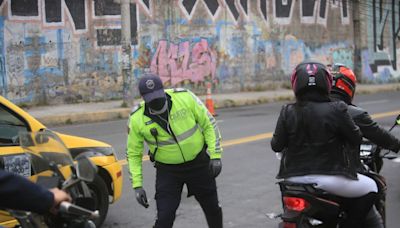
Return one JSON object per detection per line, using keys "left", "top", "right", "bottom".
{"left": 138, "top": 74, "right": 165, "bottom": 103}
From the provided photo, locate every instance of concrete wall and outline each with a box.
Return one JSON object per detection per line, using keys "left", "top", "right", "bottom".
{"left": 0, "top": 0, "right": 355, "bottom": 105}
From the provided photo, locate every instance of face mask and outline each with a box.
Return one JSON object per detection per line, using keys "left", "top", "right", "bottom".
{"left": 148, "top": 97, "right": 167, "bottom": 114}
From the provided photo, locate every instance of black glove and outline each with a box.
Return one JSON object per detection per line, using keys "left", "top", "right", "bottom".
{"left": 209, "top": 158, "right": 222, "bottom": 178}
{"left": 134, "top": 187, "right": 149, "bottom": 208}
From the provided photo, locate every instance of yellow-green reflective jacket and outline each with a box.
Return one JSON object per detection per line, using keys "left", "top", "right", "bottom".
{"left": 126, "top": 88, "right": 223, "bottom": 188}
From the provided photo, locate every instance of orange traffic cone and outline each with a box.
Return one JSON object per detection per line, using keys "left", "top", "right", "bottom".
{"left": 205, "top": 82, "right": 217, "bottom": 116}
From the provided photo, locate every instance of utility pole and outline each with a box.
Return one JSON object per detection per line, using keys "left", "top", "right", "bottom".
{"left": 352, "top": 0, "right": 363, "bottom": 81}
{"left": 121, "top": 0, "right": 132, "bottom": 107}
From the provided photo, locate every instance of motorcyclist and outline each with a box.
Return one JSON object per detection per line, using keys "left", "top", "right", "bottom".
{"left": 0, "top": 169, "right": 71, "bottom": 214}
{"left": 271, "top": 61, "right": 377, "bottom": 228}
{"left": 330, "top": 63, "right": 400, "bottom": 157}
{"left": 330, "top": 63, "right": 400, "bottom": 228}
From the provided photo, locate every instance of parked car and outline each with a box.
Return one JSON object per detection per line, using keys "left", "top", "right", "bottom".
{"left": 0, "top": 95, "right": 123, "bottom": 227}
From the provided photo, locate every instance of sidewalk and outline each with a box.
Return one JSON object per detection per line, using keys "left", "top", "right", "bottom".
{"left": 27, "top": 83, "right": 400, "bottom": 126}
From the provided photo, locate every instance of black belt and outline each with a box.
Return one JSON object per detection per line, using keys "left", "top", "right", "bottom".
{"left": 155, "top": 145, "right": 209, "bottom": 171}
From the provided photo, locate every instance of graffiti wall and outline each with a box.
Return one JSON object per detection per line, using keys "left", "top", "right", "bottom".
{"left": 362, "top": 0, "right": 400, "bottom": 82}
{"left": 0, "top": 0, "right": 133, "bottom": 104}
{"left": 137, "top": 0, "right": 353, "bottom": 92}
{"left": 0, "top": 16, "right": 5, "bottom": 96}
{"left": 0, "top": 0, "right": 356, "bottom": 105}
{"left": 150, "top": 38, "right": 217, "bottom": 86}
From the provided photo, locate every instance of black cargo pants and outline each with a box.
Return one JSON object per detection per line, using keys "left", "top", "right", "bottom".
{"left": 153, "top": 164, "right": 223, "bottom": 228}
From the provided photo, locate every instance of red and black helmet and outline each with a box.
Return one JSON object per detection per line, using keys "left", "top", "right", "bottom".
{"left": 290, "top": 61, "right": 333, "bottom": 96}
{"left": 331, "top": 63, "right": 357, "bottom": 100}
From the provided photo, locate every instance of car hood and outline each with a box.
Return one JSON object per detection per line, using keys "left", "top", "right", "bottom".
{"left": 56, "top": 133, "right": 111, "bottom": 149}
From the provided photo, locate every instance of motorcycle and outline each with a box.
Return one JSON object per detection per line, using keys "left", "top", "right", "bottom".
{"left": 4, "top": 131, "right": 100, "bottom": 228}
{"left": 270, "top": 114, "right": 400, "bottom": 228}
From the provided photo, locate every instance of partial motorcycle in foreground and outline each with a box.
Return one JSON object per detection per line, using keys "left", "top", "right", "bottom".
{"left": 269, "top": 114, "right": 400, "bottom": 228}
{"left": 4, "top": 131, "right": 100, "bottom": 228}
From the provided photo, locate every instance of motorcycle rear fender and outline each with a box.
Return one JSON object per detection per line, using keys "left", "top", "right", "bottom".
{"left": 282, "top": 191, "right": 341, "bottom": 222}
{"left": 279, "top": 181, "right": 342, "bottom": 223}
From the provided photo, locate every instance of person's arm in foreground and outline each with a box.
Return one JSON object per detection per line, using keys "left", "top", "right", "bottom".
{"left": 0, "top": 170, "right": 71, "bottom": 214}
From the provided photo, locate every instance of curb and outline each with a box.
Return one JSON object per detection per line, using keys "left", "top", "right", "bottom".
{"left": 38, "top": 94, "right": 295, "bottom": 126}
{"left": 37, "top": 84, "right": 400, "bottom": 126}
{"left": 357, "top": 84, "right": 400, "bottom": 94}
{"left": 213, "top": 93, "right": 294, "bottom": 108}
{"left": 37, "top": 108, "right": 132, "bottom": 126}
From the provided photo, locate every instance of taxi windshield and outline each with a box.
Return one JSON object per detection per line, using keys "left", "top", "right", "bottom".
{"left": 0, "top": 105, "right": 28, "bottom": 147}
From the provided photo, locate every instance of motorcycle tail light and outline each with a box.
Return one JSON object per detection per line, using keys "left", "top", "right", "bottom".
{"left": 283, "top": 222, "right": 297, "bottom": 228}
{"left": 283, "top": 196, "right": 309, "bottom": 212}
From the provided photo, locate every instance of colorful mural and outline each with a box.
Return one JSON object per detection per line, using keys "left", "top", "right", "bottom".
{"left": 0, "top": 0, "right": 386, "bottom": 105}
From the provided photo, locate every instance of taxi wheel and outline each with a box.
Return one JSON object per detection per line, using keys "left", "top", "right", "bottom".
{"left": 87, "top": 174, "right": 109, "bottom": 227}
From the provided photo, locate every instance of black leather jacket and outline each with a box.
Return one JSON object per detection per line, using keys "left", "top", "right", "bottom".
{"left": 271, "top": 101, "right": 362, "bottom": 179}
{"left": 348, "top": 105, "right": 400, "bottom": 152}
{"left": 330, "top": 93, "right": 400, "bottom": 152}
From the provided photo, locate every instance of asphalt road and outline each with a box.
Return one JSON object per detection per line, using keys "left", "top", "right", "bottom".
{"left": 53, "top": 91, "right": 400, "bottom": 228}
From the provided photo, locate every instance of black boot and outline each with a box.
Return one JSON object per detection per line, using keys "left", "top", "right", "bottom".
{"left": 342, "top": 192, "right": 378, "bottom": 228}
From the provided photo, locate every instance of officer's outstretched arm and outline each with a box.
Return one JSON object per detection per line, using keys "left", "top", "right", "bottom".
{"left": 188, "top": 91, "right": 223, "bottom": 159}
{"left": 127, "top": 117, "right": 145, "bottom": 189}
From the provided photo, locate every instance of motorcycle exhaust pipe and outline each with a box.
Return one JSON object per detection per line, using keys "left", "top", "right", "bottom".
{"left": 59, "top": 201, "right": 100, "bottom": 220}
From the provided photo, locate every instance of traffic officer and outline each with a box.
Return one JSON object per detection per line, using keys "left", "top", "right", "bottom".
{"left": 126, "top": 73, "right": 223, "bottom": 228}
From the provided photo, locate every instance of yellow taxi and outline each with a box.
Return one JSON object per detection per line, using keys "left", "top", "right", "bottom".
{"left": 0, "top": 95, "right": 123, "bottom": 227}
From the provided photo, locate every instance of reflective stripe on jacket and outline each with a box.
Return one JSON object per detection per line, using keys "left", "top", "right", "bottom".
{"left": 126, "top": 88, "right": 223, "bottom": 188}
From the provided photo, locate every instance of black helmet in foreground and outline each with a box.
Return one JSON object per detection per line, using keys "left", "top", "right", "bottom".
{"left": 290, "top": 61, "right": 333, "bottom": 96}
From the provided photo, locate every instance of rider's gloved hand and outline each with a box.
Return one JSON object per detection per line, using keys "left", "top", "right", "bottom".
{"left": 135, "top": 187, "right": 149, "bottom": 208}
{"left": 209, "top": 159, "right": 222, "bottom": 178}
{"left": 49, "top": 188, "right": 72, "bottom": 214}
